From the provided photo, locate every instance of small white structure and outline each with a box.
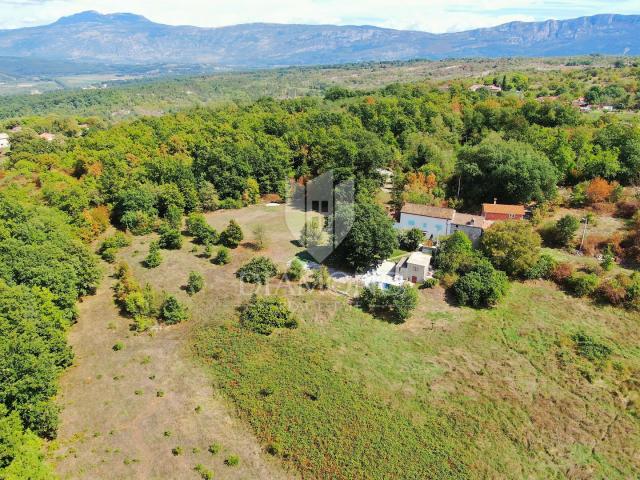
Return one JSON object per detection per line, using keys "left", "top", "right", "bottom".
{"left": 0, "top": 133, "right": 9, "bottom": 150}
{"left": 397, "top": 251, "right": 432, "bottom": 283}
{"left": 39, "top": 132, "right": 55, "bottom": 142}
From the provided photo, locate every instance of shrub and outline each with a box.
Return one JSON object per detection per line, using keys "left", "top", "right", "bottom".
{"left": 480, "top": 221, "right": 541, "bottom": 278}
{"left": 597, "top": 275, "right": 629, "bottom": 306}
{"left": 251, "top": 224, "right": 268, "bottom": 250}
{"left": 435, "top": 231, "right": 475, "bottom": 274}
{"left": 194, "top": 464, "right": 214, "bottom": 480}
{"left": 100, "top": 247, "right": 117, "bottom": 263}
{"left": 186, "top": 271, "right": 204, "bottom": 295}
{"left": 203, "top": 243, "right": 213, "bottom": 258}
{"left": 158, "top": 225, "right": 182, "bottom": 250}
{"left": 236, "top": 256, "right": 278, "bottom": 284}
{"left": 525, "top": 254, "right": 557, "bottom": 280}
{"left": 220, "top": 220, "right": 243, "bottom": 248}
{"left": 452, "top": 261, "right": 509, "bottom": 308}
{"left": 571, "top": 331, "right": 612, "bottom": 362}
{"left": 213, "top": 246, "right": 231, "bottom": 265}
{"left": 358, "top": 284, "right": 418, "bottom": 323}
{"left": 172, "top": 446, "right": 183, "bottom": 456}
{"left": 186, "top": 213, "right": 218, "bottom": 244}
{"left": 198, "top": 180, "right": 219, "bottom": 212}
{"left": 160, "top": 295, "right": 188, "bottom": 324}
{"left": 624, "top": 273, "right": 640, "bottom": 310}
{"left": 310, "top": 265, "right": 330, "bottom": 290}
{"left": 164, "top": 203, "right": 182, "bottom": 229}
{"left": 551, "top": 262, "right": 574, "bottom": 284}
{"left": 397, "top": 228, "right": 424, "bottom": 251}
{"left": 615, "top": 199, "right": 639, "bottom": 219}
{"left": 553, "top": 215, "right": 580, "bottom": 247}
{"left": 585, "top": 177, "right": 614, "bottom": 204}
{"left": 240, "top": 295, "right": 298, "bottom": 335}
{"left": 225, "top": 455, "right": 240, "bottom": 467}
{"left": 208, "top": 443, "right": 221, "bottom": 455}
{"left": 421, "top": 278, "right": 438, "bottom": 289}
{"left": 600, "top": 246, "right": 615, "bottom": 271}
{"left": 121, "top": 210, "right": 155, "bottom": 235}
{"left": 130, "top": 315, "right": 155, "bottom": 333}
{"left": 219, "top": 198, "right": 243, "bottom": 210}
{"left": 144, "top": 241, "right": 162, "bottom": 268}
{"left": 286, "top": 258, "right": 304, "bottom": 281}
{"left": 566, "top": 272, "right": 599, "bottom": 297}
{"left": 112, "top": 342, "right": 124, "bottom": 351}
{"left": 98, "top": 232, "right": 131, "bottom": 262}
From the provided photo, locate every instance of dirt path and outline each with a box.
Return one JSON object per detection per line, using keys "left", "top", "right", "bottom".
{"left": 51, "top": 273, "right": 293, "bottom": 480}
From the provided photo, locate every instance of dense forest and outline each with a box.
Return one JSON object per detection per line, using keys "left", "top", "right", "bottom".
{"left": 1, "top": 61, "right": 640, "bottom": 476}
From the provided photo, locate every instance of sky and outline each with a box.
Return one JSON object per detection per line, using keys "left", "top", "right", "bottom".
{"left": 1, "top": 0, "right": 638, "bottom": 32}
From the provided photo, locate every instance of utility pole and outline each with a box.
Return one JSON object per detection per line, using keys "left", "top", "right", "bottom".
{"left": 579, "top": 216, "right": 589, "bottom": 253}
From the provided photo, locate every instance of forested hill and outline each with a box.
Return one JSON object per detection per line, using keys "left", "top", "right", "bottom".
{"left": 0, "top": 11, "right": 638, "bottom": 66}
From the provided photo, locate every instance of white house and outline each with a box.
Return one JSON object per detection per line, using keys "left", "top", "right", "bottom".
{"left": 0, "top": 133, "right": 9, "bottom": 150}
{"left": 397, "top": 251, "right": 432, "bottom": 283}
{"left": 398, "top": 203, "right": 455, "bottom": 242}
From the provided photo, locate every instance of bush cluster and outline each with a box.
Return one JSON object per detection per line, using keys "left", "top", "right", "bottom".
{"left": 239, "top": 295, "right": 298, "bottom": 335}
{"left": 358, "top": 284, "right": 418, "bottom": 323}
{"left": 236, "top": 256, "right": 278, "bottom": 284}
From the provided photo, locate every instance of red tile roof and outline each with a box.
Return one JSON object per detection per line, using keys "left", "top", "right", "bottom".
{"left": 482, "top": 203, "right": 525, "bottom": 216}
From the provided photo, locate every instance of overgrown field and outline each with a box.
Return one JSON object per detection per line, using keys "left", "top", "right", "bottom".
{"left": 194, "top": 281, "right": 640, "bottom": 479}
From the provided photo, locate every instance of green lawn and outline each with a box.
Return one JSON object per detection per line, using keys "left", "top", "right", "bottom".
{"left": 193, "top": 281, "right": 640, "bottom": 479}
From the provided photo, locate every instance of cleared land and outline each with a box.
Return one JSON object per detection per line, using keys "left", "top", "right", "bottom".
{"left": 52, "top": 204, "right": 640, "bottom": 479}
{"left": 51, "top": 205, "right": 298, "bottom": 479}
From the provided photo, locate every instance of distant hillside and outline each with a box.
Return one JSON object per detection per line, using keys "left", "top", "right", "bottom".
{"left": 0, "top": 11, "right": 638, "bottom": 67}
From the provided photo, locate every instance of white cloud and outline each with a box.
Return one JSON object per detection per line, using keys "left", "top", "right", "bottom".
{"left": 0, "top": 0, "right": 638, "bottom": 31}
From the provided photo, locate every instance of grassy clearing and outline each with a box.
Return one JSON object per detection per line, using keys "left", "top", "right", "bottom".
{"left": 194, "top": 319, "right": 469, "bottom": 479}
{"left": 194, "top": 277, "right": 640, "bottom": 479}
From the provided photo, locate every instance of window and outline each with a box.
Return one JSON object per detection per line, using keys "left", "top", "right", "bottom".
{"left": 321, "top": 201, "right": 329, "bottom": 213}
{"left": 311, "top": 200, "right": 320, "bottom": 212}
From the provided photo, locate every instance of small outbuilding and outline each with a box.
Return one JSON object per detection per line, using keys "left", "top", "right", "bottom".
{"left": 481, "top": 202, "right": 525, "bottom": 221}
{"left": 397, "top": 251, "right": 432, "bottom": 283}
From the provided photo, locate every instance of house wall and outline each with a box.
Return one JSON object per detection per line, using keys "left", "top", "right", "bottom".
{"left": 448, "top": 224, "right": 483, "bottom": 246}
{"left": 483, "top": 212, "right": 523, "bottom": 221}
{"left": 398, "top": 213, "right": 449, "bottom": 241}
{"left": 399, "top": 263, "right": 428, "bottom": 283}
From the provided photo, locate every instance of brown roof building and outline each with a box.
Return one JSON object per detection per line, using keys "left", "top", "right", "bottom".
{"left": 481, "top": 203, "right": 525, "bottom": 221}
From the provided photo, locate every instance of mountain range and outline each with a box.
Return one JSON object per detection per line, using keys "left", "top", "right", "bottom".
{"left": 0, "top": 11, "right": 638, "bottom": 67}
